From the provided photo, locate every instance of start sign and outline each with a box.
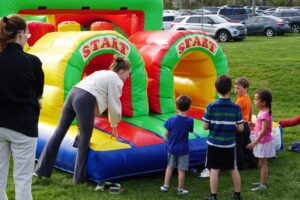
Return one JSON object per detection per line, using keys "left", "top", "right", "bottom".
{"left": 176, "top": 35, "right": 218, "bottom": 57}
{"left": 80, "top": 35, "right": 130, "bottom": 61}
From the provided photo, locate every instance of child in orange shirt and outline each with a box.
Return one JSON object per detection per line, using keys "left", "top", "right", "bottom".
{"left": 235, "top": 77, "right": 257, "bottom": 169}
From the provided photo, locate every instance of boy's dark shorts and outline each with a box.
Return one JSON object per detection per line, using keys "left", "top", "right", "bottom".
{"left": 205, "top": 145, "right": 237, "bottom": 170}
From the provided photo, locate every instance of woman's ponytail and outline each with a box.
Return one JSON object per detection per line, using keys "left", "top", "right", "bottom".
{"left": 110, "top": 56, "right": 130, "bottom": 73}
{"left": 0, "top": 15, "right": 26, "bottom": 52}
{"left": 0, "top": 17, "right": 9, "bottom": 52}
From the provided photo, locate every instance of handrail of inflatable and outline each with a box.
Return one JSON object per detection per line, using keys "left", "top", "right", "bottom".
{"left": 0, "top": 0, "right": 163, "bottom": 30}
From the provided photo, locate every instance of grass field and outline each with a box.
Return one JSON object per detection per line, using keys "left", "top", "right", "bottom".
{"left": 6, "top": 34, "right": 300, "bottom": 200}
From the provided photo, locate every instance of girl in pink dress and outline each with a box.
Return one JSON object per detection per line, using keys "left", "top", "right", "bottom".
{"left": 247, "top": 89, "right": 276, "bottom": 192}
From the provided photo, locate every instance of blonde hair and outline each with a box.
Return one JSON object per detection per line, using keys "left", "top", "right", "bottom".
{"left": 0, "top": 15, "right": 26, "bottom": 52}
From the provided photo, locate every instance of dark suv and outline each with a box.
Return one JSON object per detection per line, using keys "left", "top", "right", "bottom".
{"left": 217, "top": 6, "right": 248, "bottom": 21}
{"left": 272, "top": 10, "right": 300, "bottom": 18}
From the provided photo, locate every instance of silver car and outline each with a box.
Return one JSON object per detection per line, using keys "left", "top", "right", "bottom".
{"left": 170, "top": 14, "right": 247, "bottom": 42}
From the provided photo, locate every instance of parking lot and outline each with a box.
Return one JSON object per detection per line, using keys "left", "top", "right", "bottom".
{"left": 164, "top": 6, "right": 300, "bottom": 42}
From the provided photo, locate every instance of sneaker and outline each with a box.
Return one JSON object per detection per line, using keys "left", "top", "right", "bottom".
{"left": 205, "top": 196, "right": 217, "bottom": 200}
{"left": 32, "top": 172, "right": 42, "bottom": 179}
{"left": 160, "top": 185, "right": 169, "bottom": 192}
{"left": 177, "top": 188, "right": 189, "bottom": 195}
{"left": 199, "top": 168, "right": 210, "bottom": 178}
{"left": 251, "top": 182, "right": 261, "bottom": 186}
{"left": 233, "top": 194, "right": 242, "bottom": 200}
{"left": 251, "top": 184, "right": 267, "bottom": 192}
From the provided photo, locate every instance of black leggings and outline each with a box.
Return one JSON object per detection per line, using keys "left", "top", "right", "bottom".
{"left": 35, "top": 87, "right": 96, "bottom": 184}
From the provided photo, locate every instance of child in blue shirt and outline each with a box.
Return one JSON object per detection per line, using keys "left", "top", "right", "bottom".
{"left": 160, "top": 95, "right": 194, "bottom": 195}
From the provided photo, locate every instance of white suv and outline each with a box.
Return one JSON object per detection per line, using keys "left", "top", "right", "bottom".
{"left": 170, "top": 15, "right": 247, "bottom": 42}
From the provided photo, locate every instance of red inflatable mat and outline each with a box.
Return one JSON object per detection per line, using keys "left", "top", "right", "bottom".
{"left": 94, "top": 116, "right": 164, "bottom": 147}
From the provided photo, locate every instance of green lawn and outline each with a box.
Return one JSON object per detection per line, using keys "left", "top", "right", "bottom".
{"left": 6, "top": 34, "right": 300, "bottom": 200}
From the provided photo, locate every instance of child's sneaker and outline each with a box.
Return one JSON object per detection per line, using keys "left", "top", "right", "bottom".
{"left": 251, "top": 184, "right": 267, "bottom": 192}
{"left": 205, "top": 195, "right": 217, "bottom": 200}
{"left": 233, "top": 194, "right": 242, "bottom": 200}
{"left": 199, "top": 168, "right": 210, "bottom": 178}
{"left": 160, "top": 185, "right": 169, "bottom": 192}
{"left": 177, "top": 188, "right": 189, "bottom": 195}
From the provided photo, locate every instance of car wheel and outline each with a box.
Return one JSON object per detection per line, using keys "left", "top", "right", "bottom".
{"left": 291, "top": 24, "right": 300, "bottom": 33}
{"left": 265, "top": 28, "right": 274, "bottom": 37}
{"left": 217, "top": 31, "right": 230, "bottom": 42}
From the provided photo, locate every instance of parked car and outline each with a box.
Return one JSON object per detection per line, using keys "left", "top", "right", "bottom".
{"left": 246, "top": 9, "right": 265, "bottom": 17}
{"left": 178, "top": 9, "right": 194, "bottom": 15}
{"left": 272, "top": 9, "right": 300, "bottom": 18}
{"left": 163, "top": 9, "right": 179, "bottom": 15}
{"left": 255, "top": 6, "right": 272, "bottom": 12}
{"left": 272, "top": 10, "right": 300, "bottom": 33}
{"left": 285, "top": 16, "right": 300, "bottom": 33}
{"left": 163, "top": 14, "right": 176, "bottom": 30}
{"left": 193, "top": 8, "right": 211, "bottom": 15}
{"left": 217, "top": 6, "right": 248, "bottom": 21}
{"left": 275, "top": 7, "right": 292, "bottom": 12}
{"left": 171, "top": 15, "right": 247, "bottom": 42}
{"left": 241, "top": 16, "right": 291, "bottom": 36}
{"left": 203, "top": 7, "right": 219, "bottom": 14}
{"left": 263, "top": 8, "right": 277, "bottom": 15}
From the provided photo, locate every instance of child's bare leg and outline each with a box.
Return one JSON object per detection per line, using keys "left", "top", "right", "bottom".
{"left": 178, "top": 169, "right": 185, "bottom": 189}
{"left": 210, "top": 169, "right": 220, "bottom": 194}
{"left": 231, "top": 168, "right": 241, "bottom": 192}
{"left": 259, "top": 158, "right": 268, "bottom": 185}
{"left": 163, "top": 166, "right": 174, "bottom": 186}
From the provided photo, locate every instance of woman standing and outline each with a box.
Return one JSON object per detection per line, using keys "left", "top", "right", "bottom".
{"left": 35, "top": 56, "right": 130, "bottom": 184}
{"left": 0, "top": 15, "right": 44, "bottom": 200}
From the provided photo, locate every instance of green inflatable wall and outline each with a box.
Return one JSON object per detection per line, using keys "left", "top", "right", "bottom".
{"left": 0, "top": 0, "right": 162, "bottom": 30}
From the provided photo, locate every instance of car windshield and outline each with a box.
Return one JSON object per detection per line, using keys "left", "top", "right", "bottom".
{"left": 210, "top": 15, "right": 229, "bottom": 23}
{"left": 163, "top": 16, "right": 175, "bottom": 22}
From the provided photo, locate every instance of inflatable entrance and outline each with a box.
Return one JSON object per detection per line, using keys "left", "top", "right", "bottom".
{"left": 29, "top": 30, "right": 228, "bottom": 181}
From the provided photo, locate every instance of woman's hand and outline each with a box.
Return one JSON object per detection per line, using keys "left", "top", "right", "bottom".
{"left": 246, "top": 142, "right": 256, "bottom": 150}
{"left": 248, "top": 122, "right": 255, "bottom": 131}
{"left": 111, "top": 127, "right": 119, "bottom": 140}
{"left": 94, "top": 104, "right": 100, "bottom": 116}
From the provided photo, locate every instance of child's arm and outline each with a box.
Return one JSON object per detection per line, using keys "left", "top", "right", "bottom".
{"left": 248, "top": 108, "right": 253, "bottom": 123}
{"left": 165, "top": 131, "right": 169, "bottom": 139}
{"left": 279, "top": 115, "right": 300, "bottom": 128}
{"left": 237, "top": 123, "right": 244, "bottom": 132}
{"left": 248, "top": 121, "right": 255, "bottom": 131}
{"left": 203, "top": 121, "right": 209, "bottom": 130}
{"left": 247, "top": 119, "right": 269, "bottom": 150}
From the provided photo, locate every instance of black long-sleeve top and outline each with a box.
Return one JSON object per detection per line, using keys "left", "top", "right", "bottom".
{"left": 0, "top": 43, "right": 44, "bottom": 137}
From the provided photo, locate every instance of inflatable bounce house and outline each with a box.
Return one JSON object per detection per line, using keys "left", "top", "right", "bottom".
{"left": 0, "top": 0, "right": 282, "bottom": 182}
